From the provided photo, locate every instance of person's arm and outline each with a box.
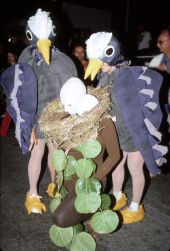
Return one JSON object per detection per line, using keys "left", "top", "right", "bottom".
{"left": 94, "top": 118, "right": 120, "bottom": 181}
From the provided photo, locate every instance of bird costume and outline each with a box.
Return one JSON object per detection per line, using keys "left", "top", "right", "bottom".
{"left": 1, "top": 9, "right": 77, "bottom": 214}
{"left": 1, "top": 8, "right": 77, "bottom": 151}
{"left": 19, "top": 9, "right": 77, "bottom": 139}
{"left": 1, "top": 63, "right": 37, "bottom": 153}
{"left": 84, "top": 32, "right": 168, "bottom": 176}
{"left": 38, "top": 78, "right": 120, "bottom": 238}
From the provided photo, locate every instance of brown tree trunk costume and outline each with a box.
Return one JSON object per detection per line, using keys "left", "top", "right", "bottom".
{"left": 52, "top": 118, "right": 120, "bottom": 227}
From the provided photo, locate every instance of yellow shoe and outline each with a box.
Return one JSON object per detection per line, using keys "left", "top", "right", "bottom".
{"left": 121, "top": 205, "right": 145, "bottom": 224}
{"left": 46, "top": 183, "right": 57, "bottom": 198}
{"left": 113, "top": 193, "right": 127, "bottom": 211}
{"left": 25, "top": 193, "right": 47, "bottom": 214}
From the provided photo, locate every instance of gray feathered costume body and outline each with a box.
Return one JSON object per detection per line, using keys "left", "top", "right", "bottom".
{"left": 18, "top": 46, "right": 77, "bottom": 138}
{"left": 1, "top": 9, "right": 77, "bottom": 153}
{"left": 84, "top": 32, "right": 168, "bottom": 176}
{"left": 19, "top": 8, "right": 77, "bottom": 138}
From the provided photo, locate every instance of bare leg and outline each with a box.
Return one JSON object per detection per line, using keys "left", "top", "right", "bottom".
{"left": 47, "top": 139, "right": 56, "bottom": 183}
{"left": 120, "top": 151, "right": 145, "bottom": 223}
{"left": 112, "top": 151, "right": 127, "bottom": 197}
{"left": 127, "top": 151, "right": 145, "bottom": 205}
{"left": 28, "top": 139, "right": 45, "bottom": 195}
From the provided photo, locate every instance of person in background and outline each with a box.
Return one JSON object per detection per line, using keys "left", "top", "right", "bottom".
{"left": 72, "top": 42, "right": 88, "bottom": 72}
{"left": 149, "top": 27, "right": 170, "bottom": 146}
{"left": 7, "top": 50, "right": 18, "bottom": 66}
{"left": 137, "top": 24, "right": 152, "bottom": 55}
{"left": 149, "top": 27, "right": 170, "bottom": 75}
{"left": 70, "top": 41, "right": 94, "bottom": 86}
{"left": 0, "top": 47, "right": 18, "bottom": 136}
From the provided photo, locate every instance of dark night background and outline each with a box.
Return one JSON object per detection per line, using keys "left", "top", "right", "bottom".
{"left": 1, "top": 0, "right": 169, "bottom": 30}
{"left": 0, "top": 4, "right": 170, "bottom": 251}
{"left": 0, "top": 0, "right": 170, "bottom": 60}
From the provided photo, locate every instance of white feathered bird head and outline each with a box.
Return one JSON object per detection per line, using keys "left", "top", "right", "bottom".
{"left": 84, "top": 31, "right": 123, "bottom": 80}
{"left": 26, "top": 9, "right": 56, "bottom": 64}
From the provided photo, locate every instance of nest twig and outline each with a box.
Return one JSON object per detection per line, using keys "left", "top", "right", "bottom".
{"left": 39, "top": 86, "right": 111, "bottom": 150}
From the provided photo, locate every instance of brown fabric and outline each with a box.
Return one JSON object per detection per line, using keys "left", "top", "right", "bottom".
{"left": 93, "top": 118, "right": 120, "bottom": 181}
{"left": 52, "top": 118, "right": 120, "bottom": 227}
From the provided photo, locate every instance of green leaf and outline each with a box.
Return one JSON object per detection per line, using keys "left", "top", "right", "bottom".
{"left": 70, "top": 232, "right": 96, "bottom": 251}
{"left": 75, "top": 178, "right": 87, "bottom": 194}
{"left": 60, "top": 185, "right": 68, "bottom": 200}
{"left": 64, "top": 175, "right": 72, "bottom": 181}
{"left": 49, "top": 225, "right": 73, "bottom": 247}
{"left": 75, "top": 159, "right": 94, "bottom": 178}
{"left": 57, "top": 172, "right": 64, "bottom": 192}
{"left": 88, "top": 177, "right": 102, "bottom": 194}
{"left": 50, "top": 197, "right": 62, "bottom": 213}
{"left": 91, "top": 210, "right": 119, "bottom": 234}
{"left": 75, "top": 192, "right": 101, "bottom": 213}
{"left": 52, "top": 150, "right": 67, "bottom": 172}
{"left": 74, "top": 139, "right": 101, "bottom": 158}
{"left": 64, "top": 155, "right": 77, "bottom": 178}
{"left": 67, "top": 155, "right": 77, "bottom": 167}
{"left": 88, "top": 159, "right": 96, "bottom": 172}
{"left": 66, "top": 224, "right": 84, "bottom": 250}
{"left": 73, "top": 224, "right": 84, "bottom": 236}
{"left": 75, "top": 177, "right": 101, "bottom": 195}
{"left": 100, "top": 194, "right": 111, "bottom": 210}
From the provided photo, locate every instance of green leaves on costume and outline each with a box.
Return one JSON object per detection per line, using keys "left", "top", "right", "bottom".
{"left": 50, "top": 139, "right": 119, "bottom": 250}
{"left": 73, "top": 223, "right": 84, "bottom": 236}
{"left": 91, "top": 210, "right": 119, "bottom": 234}
{"left": 75, "top": 177, "right": 101, "bottom": 195}
{"left": 70, "top": 232, "right": 96, "bottom": 251}
{"left": 64, "top": 155, "right": 77, "bottom": 179}
{"left": 66, "top": 224, "right": 84, "bottom": 250}
{"left": 49, "top": 225, "right": 73, "bottom": 247}
{"left": 60, "top": 185, "right": 68, "bottom": 200}
{"left": 100, "top": 194, "right": 112, "bottom": 210}
{"left": 74, "top": 139, "right": 101, "bottom": 158}
{"left": 75, "top": 192, "right": 101, "bottom": 213}
{"left": 49, "top": 224, "right": 96, "bottom": 251}
{"left": 52, "top": 150, "right": 67, "bottom": 172}
{"left": 50, "top": 197, "right": 62, "bottom": 213}
{"left": 75, "top": 159, "right": 95, "bottom": 178}
{"left": 56, "top": 172, "right": 64, "bottom": 192}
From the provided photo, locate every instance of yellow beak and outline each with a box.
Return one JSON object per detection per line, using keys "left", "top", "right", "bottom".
{"left": 84, "top": 58, "right": 103, "bottom": 81}
{"left": 37, "top": 39, "right": 51, "bottom": 65}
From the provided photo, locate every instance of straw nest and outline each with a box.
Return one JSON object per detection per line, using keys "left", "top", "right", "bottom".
{"left": 39, "top": 86, "right": 111, "bottom": 150}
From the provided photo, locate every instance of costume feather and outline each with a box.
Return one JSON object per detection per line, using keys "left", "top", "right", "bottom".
{"left": 28, "top": 9, "right": 52, "bottom": 39}
{"left": 86, "top": 32, "right": 112, "bottom": 59}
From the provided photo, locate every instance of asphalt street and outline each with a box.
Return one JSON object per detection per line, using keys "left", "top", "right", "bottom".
{"left": 0, "top": 123, "right": 170, "bottom": 251}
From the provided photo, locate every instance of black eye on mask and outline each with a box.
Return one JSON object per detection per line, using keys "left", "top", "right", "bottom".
{"left": 52, "top": 25, "right": 56, "bottom": 36}
{"left": 105, "top": 46, "right": 115, "bottom": 57}
{"left": 48, "top": 26, "right": 57, "bottom": 43}
{"left": 26, "top": 30, "right": 33, "bottom": 41}
{"left": 25, "top": 25, "right": 39, "bottom": 47}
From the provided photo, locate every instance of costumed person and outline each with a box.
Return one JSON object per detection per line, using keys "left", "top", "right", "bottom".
{"left": 1, "top": 9, "right": 77, "bottom": 214}
{"left": 84, "top": 32, "right": 168, "bottom": 224}
{"left": 0, "top": 47, "right": 18, "bottom": 136}
{"left": 149, "top": 27, "right": 170, "bottom": 137}
{"left": 149, "top": 27, "right": 170, "bottom": 106}
{"left": 39, "top": 77, "right": 120, "bottom": 229}
{"left": 136, "top": 24, "right": 152, "bottom": 55}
